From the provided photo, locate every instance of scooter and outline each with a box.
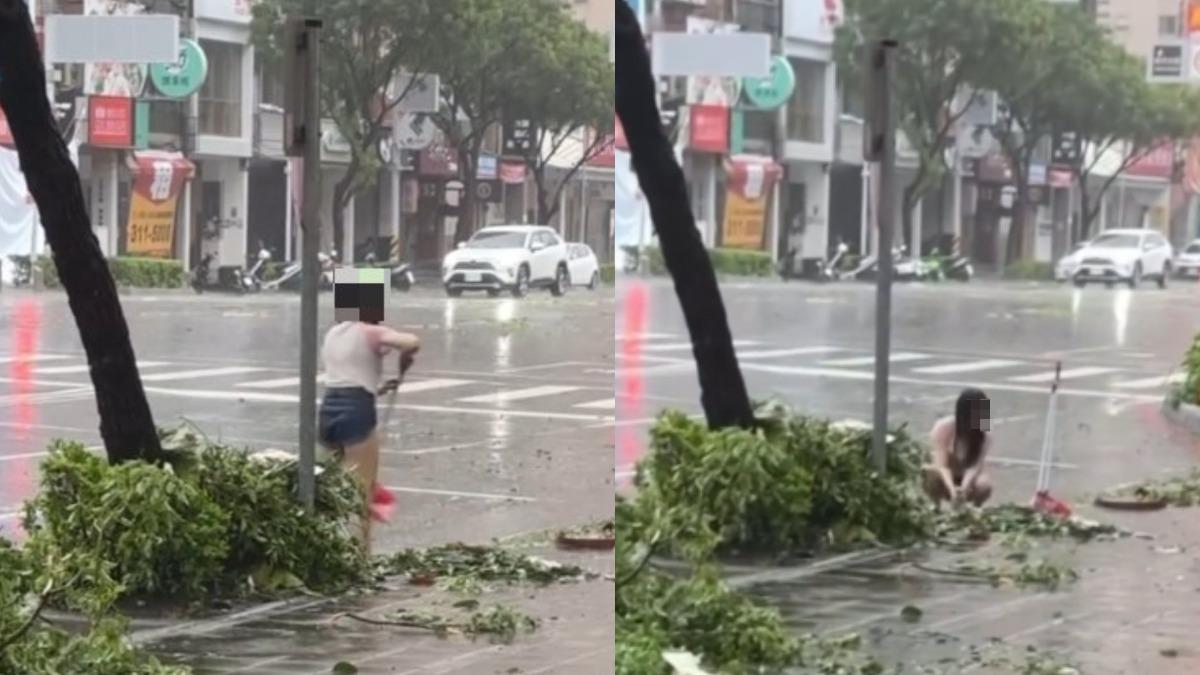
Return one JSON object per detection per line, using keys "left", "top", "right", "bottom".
{"left": 190, "top": 253, "right": 216, "bottom": 294}
{"left": 363, "top": 252, "right": 416, "bottom": 292}
{"left": 778, "top": 242, "right": 851, "bottom": 282}
{"left": 263, "top": 248, "right": 339, "bottom": 292}
{"left": 237, "top": 248, "right": 272, "bottom": 293}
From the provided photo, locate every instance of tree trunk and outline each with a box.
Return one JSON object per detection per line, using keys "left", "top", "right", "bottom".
{"left": 454, "top": 144, "right": 480, "bottom": 243}
{"left": 1078, "top": 174, "right": 1095, "bottom": 242}
{"left": 900, "top": 184, "right": 917, "bottom": 253}
{"left": 616, "top": 3, "right": 754, "bottom": 430}
{"left": 0, "top": 1, "right": 162, "bottom": 463}
{"left": 1005, "top": 191, "right": 1028, "bottom": 265}
{"left": 331, "top": 166, "right": 356, "bottom": 259}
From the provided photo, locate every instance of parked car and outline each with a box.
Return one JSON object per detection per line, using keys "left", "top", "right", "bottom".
{"left": 1175, "top": 239, "right": 1200, "bottom": 279}
{"left": 1054, "top": 229, "right": 1173, "bottom": 289}
{"left": 567, "top": 243, "right": 601, "bottom": 290}
{"left": 441, "top": 225, "right": 569, "bottom": 298}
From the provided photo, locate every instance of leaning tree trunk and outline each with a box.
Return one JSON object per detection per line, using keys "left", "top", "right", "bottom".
{"left": 615, "top": 2, "right": 754, "bottom": 430}
{"left": 0, "top": 0, "right": 162, "bottom": 463}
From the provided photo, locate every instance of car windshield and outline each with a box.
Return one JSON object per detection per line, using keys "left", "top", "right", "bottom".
{"left": 465, "top": 232, "right": 528, "bottom": 249}
{"left": 1089, "top": 234, "right": 1140, "bottom": 249}
{"left": 1186, "top": 243, "right": 1200, "bottom": 254}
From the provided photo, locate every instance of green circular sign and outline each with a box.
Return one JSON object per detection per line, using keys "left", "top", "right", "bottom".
{"left": 743, "top": 57, "right": 795, "bottom": 110}
{"left": 151, "top": 39, "right": 208, "bottom": 99}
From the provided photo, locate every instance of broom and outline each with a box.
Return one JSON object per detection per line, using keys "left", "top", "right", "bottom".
{"left": 1032, "top": 361, "right": 1072, "bottom": 518}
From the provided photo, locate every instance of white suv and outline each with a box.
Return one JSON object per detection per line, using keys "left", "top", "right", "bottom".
{"left": 442, "top": 225, "right": 570, "bottom": 298}
{"left": 1055, "top": 229, "right": 1174, "bottom": 289}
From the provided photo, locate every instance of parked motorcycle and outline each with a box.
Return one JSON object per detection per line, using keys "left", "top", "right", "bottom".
{"left": 236, "top": 248, "right": 272, "bottom": 293}
{"left": 920, "top": 234, "right": 973, "bottom": 282}
{"left": 189, "top": 253, "right": 219, "bottom": 294}
{"left": 363, "top": 252, "right": 416, "bottom": 292}
{"left": 262, "top": 248, "right": 338, "bottom": 292}
{"left": 778, "top": 242, "right": 851, "bottom": 282}
{"left": 852, "top": 246, "right": 928, "bottom": 282}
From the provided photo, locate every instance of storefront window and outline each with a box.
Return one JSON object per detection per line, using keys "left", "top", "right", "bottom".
{"left": 199, "top": 40, "right": 243, "bottom": 137}
{"left": 787, "top": 58, "right": 825, "bottom": 143}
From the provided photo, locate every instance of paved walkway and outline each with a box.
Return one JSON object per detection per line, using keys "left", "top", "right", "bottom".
{"left": 739, "top": 504, "right": 1200, "bottom": 674}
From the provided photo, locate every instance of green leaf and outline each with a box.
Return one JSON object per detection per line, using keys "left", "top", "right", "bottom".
{"left": 332, "top": 662, "right": 359, "bottom": 674}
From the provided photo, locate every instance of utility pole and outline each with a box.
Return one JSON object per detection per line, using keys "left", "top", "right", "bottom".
{"left": 286, "top": 16, "right": 322, "bottom": 509}
{"left": 864, "top": 40, "right": 897, "bottom": 471}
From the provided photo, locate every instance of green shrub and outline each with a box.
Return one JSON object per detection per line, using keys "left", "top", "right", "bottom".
{"left": 21, "top": 428, "right": 370, "bottom": 601}
{"left": 600, "top": 264, "right": 616, "bottom": 284}
{"left": 33, "top": 256, "right": 184, "bottom": 289}
{"left": 1179, "top": 333, "right": 1200, "bottom": 407}
{"left": 1005, "top": 259, "right": 1053, "bottom": 281}
{"left": 625, "top": 402, "right": 931, "bottom": 561}
{"left": 640, "top": 246, "right": 774, "bottom": 278}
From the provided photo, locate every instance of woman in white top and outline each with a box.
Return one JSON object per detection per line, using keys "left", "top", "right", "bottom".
{"left": 922, "top": 388, "right": 993, "bottom": 509}
{"left": 319, "top": 318, "right": 419, "bottom": 551}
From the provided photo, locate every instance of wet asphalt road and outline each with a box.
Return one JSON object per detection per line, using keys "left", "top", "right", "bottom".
{"left": 0, "top": 284, "right": 616, "bottom": 554}
{"left": 617, "top": 277, "right": 1200, "bottom": 502}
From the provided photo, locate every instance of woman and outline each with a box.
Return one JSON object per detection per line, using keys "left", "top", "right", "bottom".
{"left": 923, "top": 388, "right": 993, "bottom": 509}
{"left": 319, "top": 318, "right": 420, "bottom": 551}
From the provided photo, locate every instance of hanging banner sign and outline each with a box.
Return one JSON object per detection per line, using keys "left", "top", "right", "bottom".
{"left": 89, "top": 95, "right": 135, "bottom": 147}
{"left": 125, "top": 151, "right": 194, "bottom": 257}
{"left": 500, "top": 161, "right": 527, "bottom": 184}
{"left": 721, "top": 155, "right": 782, "bottom": 250}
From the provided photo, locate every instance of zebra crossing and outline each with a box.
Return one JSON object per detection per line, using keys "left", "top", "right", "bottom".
{"left": 616, "top": 333, "right": 1185, "bottom": 394}
{"left": 0, "top": 354, "right": 616, "bottom": 419}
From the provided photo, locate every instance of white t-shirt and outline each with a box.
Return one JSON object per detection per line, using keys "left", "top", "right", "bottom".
{"left": 321, "top": 322, "right": 393, "bottom": 393}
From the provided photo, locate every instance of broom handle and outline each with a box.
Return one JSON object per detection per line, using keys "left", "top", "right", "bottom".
{"left": 1037, "top": 362, "right": 1062, "bottom": 492}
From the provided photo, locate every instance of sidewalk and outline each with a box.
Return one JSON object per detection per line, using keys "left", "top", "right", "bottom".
{"left": 737, "top": 504, "right": 1200, "bottom": 674}
{"left": 62, "top": 543, "right": 614, "bottom": 674}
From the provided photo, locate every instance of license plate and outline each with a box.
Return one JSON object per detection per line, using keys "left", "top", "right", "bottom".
{"left": 464, "top": 272, "right": 482, "bottom": 282}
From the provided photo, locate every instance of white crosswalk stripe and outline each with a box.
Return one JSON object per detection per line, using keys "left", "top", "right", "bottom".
{"left": 236, "top": 375, "right": 326, "bottom": 389}
{"left": 574, "top": 398, "right": 615, "bottom": 410}
{"left": 36, "top": 361, "right": 171, "bottom": 375}
{"left": 1007, "top": 366, "right": 1121, "bottom": 383}
{"left": 738, "top": 346, "right": 844, "bottom": 359}
{"left": 1113, "top": 373, "right": 1186, "bottom": 390}
{"left": 641, "top": 339, "right": 762, "bottom": 353}
{"left": 0, "top": 354, "right": 70, "bottom": 365}
{"left": 390, "top": 378, "right": 475, "bottom": 394}
{"left": 140, "top": 366, "right": 270, "bottom": 382}
{"left": 820, "top": 352, "right": 930, "bottom": 367}
{"left": 458, "top": 385, "right": 584, "bottom": 404}
{"left": 910, "top": 359, "right": 1022, "bottom": 375}
{"left": 616, "top": 333, "right": 678, "bottom": 341}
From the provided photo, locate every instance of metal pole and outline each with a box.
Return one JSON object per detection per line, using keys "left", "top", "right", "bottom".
{"left": 298, "top": 18, "right": 323, "bottom": 510}
{"left": 871, "top": 42, "right": 897, "bottom": 472}
{"left": 860, "top": 164, "right": 870, "bottom": 255}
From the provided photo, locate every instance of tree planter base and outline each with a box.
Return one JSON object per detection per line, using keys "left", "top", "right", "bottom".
{"left": 1162, "top": 399, "right": 1200, "bottom": 437}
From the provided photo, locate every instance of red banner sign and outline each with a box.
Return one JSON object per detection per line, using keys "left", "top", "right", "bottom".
{"left": 89, "top": 96, "right": 134, "bottom": 148}
{"left": 500, "top": 160, "right": 527, "bottom": 184}
{"left": 689, "top": 105, "right": 729, "bottom": 153}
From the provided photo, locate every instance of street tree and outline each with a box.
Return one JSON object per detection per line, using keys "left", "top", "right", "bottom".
{"left": 508, "top": 15, "right": 614, "bottom": 225}
{"left": 252, "top": 0, "right": 436, "bottom": 259}
{"left": 422, "top": 0, "right": 580, "bottom": 242}
{"left": 615, "top": 1, "right": 754, "bottom": 430}
{"left": 975, "top": 0, "right": 1090, "bottom": 263}
{"left": 1053, "top": 47, "right": 1200, "bottom": 240}
{"left": 0, "top": 1, "right": 162, "bottom": 463}
{"left": 836, "top": 0, "right": 999, "bottom": 252}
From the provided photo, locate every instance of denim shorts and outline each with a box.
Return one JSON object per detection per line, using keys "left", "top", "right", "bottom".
{"left": 319, "top": 387, "right": 377, "bottom": 448}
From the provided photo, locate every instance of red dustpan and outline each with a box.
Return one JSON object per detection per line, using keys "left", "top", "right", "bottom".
{"left": 1033, "top": 362, "right": 1072, "bottom": 518}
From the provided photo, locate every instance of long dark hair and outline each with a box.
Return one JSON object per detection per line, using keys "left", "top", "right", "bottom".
{"left": 954, "top": 388, "right": 989, "bottom": 467}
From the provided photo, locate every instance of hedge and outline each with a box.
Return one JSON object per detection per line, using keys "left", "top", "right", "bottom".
{"left": 600, "top": 264, "right": 616, "bottom": 285}
{"left": 1004, "top": 259, "right": 1054, "bottom": 281}
{"left": 30, "top": 256, "right": 185, "bottom": 289}
{"left": 639, "top": 246, "right": 774, "bottom": 278}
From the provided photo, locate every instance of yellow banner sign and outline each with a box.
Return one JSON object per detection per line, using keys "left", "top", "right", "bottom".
{"left": 722, "top": 191, "right": 767, "bottom": 250}
{"left": 126, "top": 191, "right": 177, "bottom": 258}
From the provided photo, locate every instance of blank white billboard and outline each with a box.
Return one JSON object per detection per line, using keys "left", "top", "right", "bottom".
{"left": 44, "top": 15, "right": 179, "bottom": 64}
{"left": 651, "top": 32, "right": 771, "bottom": 78}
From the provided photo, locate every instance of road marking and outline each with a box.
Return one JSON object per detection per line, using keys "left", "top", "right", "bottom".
{"left": 738, "top": 346, "right": 844, "bottom": 359}
{"left": 575, "top": 398, "right": 616, "bottom": 410}
{"left": 0, "top": 354, "right": 70, "bottom": 365}
{"left": 236, "top": 374, "right": 327, "bottom": 389}
{"left": 819, "top": 352, "right": 930, "bottom": 367}
{"left": 1114, "top": 373, "right": 1185, "bottom": 390}
{"left": 642, "top": 339, "right": 760, "bottom": 353}
{"left": 585, "top": 368, "right": 616, "bottom": 375}
{"left": 385, "top": 486, "right": 537, "bottom": 502}
{"left": 1008, "top": 366, "right": 1121, "bottom": 383}
{"left": 738, "top": 363, "right": 1163, "bottom": 402}
{"left": 140, "top": 386, "right": 614, "bottom": 422}
{"left": 458, "top": 385, "right": 582, "bottom": 404}
{"left": 393, "top": 378, "right": 475, "bottom": 394}
{"left": 616, "top": 333, "right": 677, "bottom": 341}
{"left": 35, "top": 361, "right": 171, "bottom": 375}
{"left": 910, "top": 359, "right": 1022, "bottom": 375}
{"left": 140, "top": 366, "right": 269, "bottom": 382}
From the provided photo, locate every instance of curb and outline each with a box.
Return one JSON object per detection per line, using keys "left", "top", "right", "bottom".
{"left": 1162, "top": 398, "right": 1200, "bottom": 436}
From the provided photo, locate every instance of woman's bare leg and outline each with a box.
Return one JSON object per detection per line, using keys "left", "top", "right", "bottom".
{"left": 922, "top": 465, "right": 950, "bottom": 509}
{"left": 966, "top": 474, "right": 992, "bottom": 507}
{"left": 341, "top": 430, "right": 382, "bottom": 553}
